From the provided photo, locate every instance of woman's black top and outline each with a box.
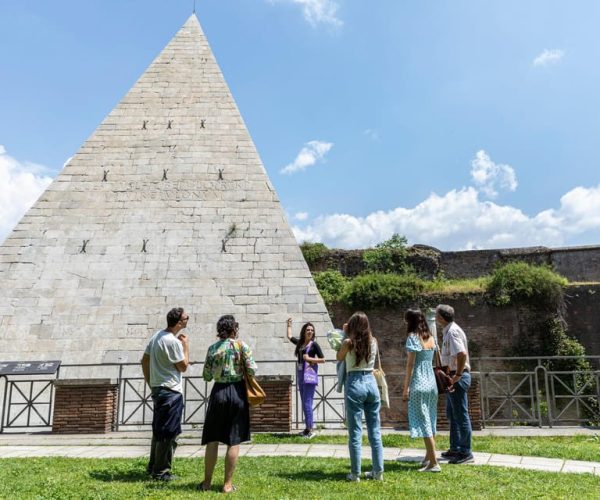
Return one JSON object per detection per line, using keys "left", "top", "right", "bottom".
{"left": 290, "top": 337, "right": 324, "bottom": 365}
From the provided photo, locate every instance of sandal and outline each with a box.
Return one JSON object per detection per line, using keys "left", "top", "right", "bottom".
{"left": 197, "top": 481, "right": 210, "bottom": 492}
{"left": 222, "top": 484, "right": 237, "bottom": 493}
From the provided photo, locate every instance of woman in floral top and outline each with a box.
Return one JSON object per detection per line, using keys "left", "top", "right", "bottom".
{"left": 199, "top": 315, "right": 257, "bottom": 494}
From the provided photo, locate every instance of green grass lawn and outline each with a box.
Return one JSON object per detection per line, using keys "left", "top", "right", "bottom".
{"left": 250, "top": 433, "right": 600, "bottom": 462}
{"left": 1, "top": 456, "right": 599, "bottom": 499}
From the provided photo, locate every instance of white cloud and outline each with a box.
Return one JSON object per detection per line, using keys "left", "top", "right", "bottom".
{"left": 280, "top": 140, "right": 333, "bottom": 175}
{"left": 470, "top": 150, "right": 517, "bottom": 198}
{"left": 269, "top": 0, "right": 343, "bottom": 28}
{"left": 0, "top": 145, "right": 54, "bottom": 244}
{"left": 533, "top": 49, "right": 565, "bottom": 67}
{"left": 294, "top": 211, "right": 309, "bottom": 221}
{"left": 292, "top": 185, "right": 600, "bottom": 250}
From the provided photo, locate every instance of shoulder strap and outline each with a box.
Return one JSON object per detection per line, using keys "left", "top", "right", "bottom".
{"left": 231, "top": 340, "right": 246, "bottom": 372}
{"left": 432, "top": 332, "right": 442, "bottom": 368}
{"left": 374, "top": 338, "right": 382, "bottom": 371}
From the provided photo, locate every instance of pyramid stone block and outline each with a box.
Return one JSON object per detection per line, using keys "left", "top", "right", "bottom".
{"left": 0, "top": 15, "right": 333, "bottom": 369}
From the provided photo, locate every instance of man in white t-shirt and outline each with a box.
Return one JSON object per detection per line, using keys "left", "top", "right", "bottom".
{"left": 141, "top": 307, "right": 190, "bottom": 481}
{"left": 436, "top": 304, "right": 473, "bottom": 465}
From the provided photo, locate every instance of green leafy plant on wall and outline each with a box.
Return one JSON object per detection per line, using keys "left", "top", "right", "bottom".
{"left": 487, "top": 262, "right": 568, "bottom": 308}
{"left": 313, "top": 270, "right": 347, "bottom": 306}
{"left": 343, "top": 272, "right": 425, "bottom": 309}
{"left": 362, "top": 233, "right": 412, "bottom": 274}
{"left": 542, "top": 317, "right": 600, "bottom": 424}
{"left": 300, "top": 242, "right": 329, "bottom": 266}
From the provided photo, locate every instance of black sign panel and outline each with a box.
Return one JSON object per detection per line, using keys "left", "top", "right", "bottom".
{"left": 0, "top": 360, "right": 61, "bottom": 375}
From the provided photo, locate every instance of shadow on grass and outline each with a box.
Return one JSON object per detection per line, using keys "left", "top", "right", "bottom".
{"left": 383, "top": 461, "right": 422, "bottom": 472}
{"left": 169, "top": 481, "right": 223, "bottom": 494}
{"left": 89, "top": 468, "right": 150, "bottom": 483}
{"left": 274, "top": 462, "right": 417, "bottom": 482}
{"left": 262, "top": 433, "right": 296, "bottom": 439}
{"left": 90, "top": 471, "right": 219, "bottom": 493}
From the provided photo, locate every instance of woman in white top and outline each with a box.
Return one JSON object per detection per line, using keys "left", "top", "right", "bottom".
{"left": 336, "top": 311, "right": 384, "bottom": 481}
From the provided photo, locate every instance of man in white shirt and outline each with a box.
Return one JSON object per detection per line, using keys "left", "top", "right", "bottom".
{"left": 141, "top": 307, "right": 190, "bottom": 481}
{"left": 436, "top": 304, "right": 473, "bottom": 464}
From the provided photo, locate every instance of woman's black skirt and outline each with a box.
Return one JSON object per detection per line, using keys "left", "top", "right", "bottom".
{"left": 201, "top": 380, "right": 250, "bottom": 446}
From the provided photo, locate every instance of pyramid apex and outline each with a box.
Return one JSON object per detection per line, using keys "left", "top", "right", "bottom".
{"left": 184, "top": 13, "right": 200, "bottom": 25}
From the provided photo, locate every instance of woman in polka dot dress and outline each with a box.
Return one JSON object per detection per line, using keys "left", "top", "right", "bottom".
{"left": 402, "top": 308, "right": 440, "bottom": 472}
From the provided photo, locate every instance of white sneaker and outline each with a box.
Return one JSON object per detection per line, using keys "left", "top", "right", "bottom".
{"left": 346, "top": 473, "right": 360, "bottom": 482}
{"left": 365, "top": 471, "right": 384, "bottom": 481}
{"left": 420, "top": 459, "right": 429, "bottom": 468}
{"left": 419, "top": 464, "right": 441, "bottom": 473}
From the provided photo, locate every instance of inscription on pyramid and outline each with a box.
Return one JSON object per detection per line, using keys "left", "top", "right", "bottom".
{"left": 0, "top": 15, "right": 333, "bottom": 367}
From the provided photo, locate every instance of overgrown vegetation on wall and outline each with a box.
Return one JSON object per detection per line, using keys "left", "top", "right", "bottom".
{"left": 541, "top": 318, "right": 599, "bottom": 422}
{"left": 487, "top": 262, "right": 568, "bottom": 309}
{"left": 362, "top": 234, "right": 412, "bottom": 274}
{"left": 305, "top": 235, "right": 570, "bottom": 310}
{"left": 312, "top": 270, "right": 347, "bottom": 306}
{"left": 299, "top": 242, "right": 329, "bottom": 267}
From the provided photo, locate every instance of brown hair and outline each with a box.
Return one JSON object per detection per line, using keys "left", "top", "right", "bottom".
{"left": 404, "top": 308, "right": 431, "bottom": 341}
{"left": 347, "top": 311, "right": 372, "bottom": 367}
{"left": 295, "top": 322, "right": 316, "bottom": 357}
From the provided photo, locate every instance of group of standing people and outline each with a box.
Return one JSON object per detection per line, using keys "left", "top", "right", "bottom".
{"left": 141, "top": 303, "right": 473, "bottom": 490}
{"left": 288, "top": 304, "right": 473, "bottom": 479}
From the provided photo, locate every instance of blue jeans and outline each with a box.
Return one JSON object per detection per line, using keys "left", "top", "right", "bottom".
{"left": 345, "top": 371, "right": 384, "bottom": 475}
{"left": 297, "top": 370, "right": 317, "bottom": 429}
{"left": 446, "top": 371, "right": 472, "bottom": 455}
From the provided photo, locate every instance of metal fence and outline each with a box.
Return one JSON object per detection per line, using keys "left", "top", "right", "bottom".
{"left": 1, "top": 356, "right": 599, "bottom": 433}
{"left": 473, "top": 356, "right": 600, "bottom": 427}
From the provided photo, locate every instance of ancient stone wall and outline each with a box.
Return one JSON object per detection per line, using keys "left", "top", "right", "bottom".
{"left": 309, "top": 244, "right": 600, "bottom": 283}
{"left": 439, "top": 245, "right": 600, "bottom": 282}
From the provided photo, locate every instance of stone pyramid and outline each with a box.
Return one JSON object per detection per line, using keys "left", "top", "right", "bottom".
{"left": 0, "top": 15, "right": 333, "bottom": 368}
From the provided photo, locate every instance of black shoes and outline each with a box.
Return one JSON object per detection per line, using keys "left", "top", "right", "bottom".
{"left": 441, "top": 450, "right": 475, "bottom": 463}
{"left": 449, "top": 453, "right": 474, "bottom": 464}
{"left": 153, "top": 472, "right": 179, "bottom": 482}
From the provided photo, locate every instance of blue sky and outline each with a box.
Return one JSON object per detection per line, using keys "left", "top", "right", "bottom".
{"left": 1, "top": 0, "right": 600, "bottom": 250}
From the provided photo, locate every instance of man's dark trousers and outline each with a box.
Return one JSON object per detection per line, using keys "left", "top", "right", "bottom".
{"left": 148, "top": 387, "right": 184, "bottom": 477}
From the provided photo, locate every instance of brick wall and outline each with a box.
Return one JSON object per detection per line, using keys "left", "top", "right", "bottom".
{"left": 564, "top": 284, "right": 600, "bottom": 356}
{"left": 309, "top": 245, "right": 600, "bottom": 283}
{"left": 249, "top": 375, "right": 292, "bottom": 433}
{"left": 328, "top": 300, "right": 526, "bottom": 363}
{"left": 380, "top": 375, "right": 482, "bottom": 431}
{"left": 52, "top": 379, "right": 118, "bottom": 433}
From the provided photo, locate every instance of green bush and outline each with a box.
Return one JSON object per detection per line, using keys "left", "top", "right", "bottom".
{"left": 542, "top": 318, "right": 599, "bottom": 423}
{"left": 313, "top": 270, "right": 347, "bottom": 306}
{"left": 487, "top": 262, "right": 568, "bottom": 307}
{"left": 342, "top": 272, "right": 425, "bottom": 309}
{"left": 300, "top": 242, "right": 328, "bottom": 266}
{"left": 542, "top": 317, "right": 589, "bottom": 371}
{"left": 362, "top": 233, "right": 412, "bottom": 274}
